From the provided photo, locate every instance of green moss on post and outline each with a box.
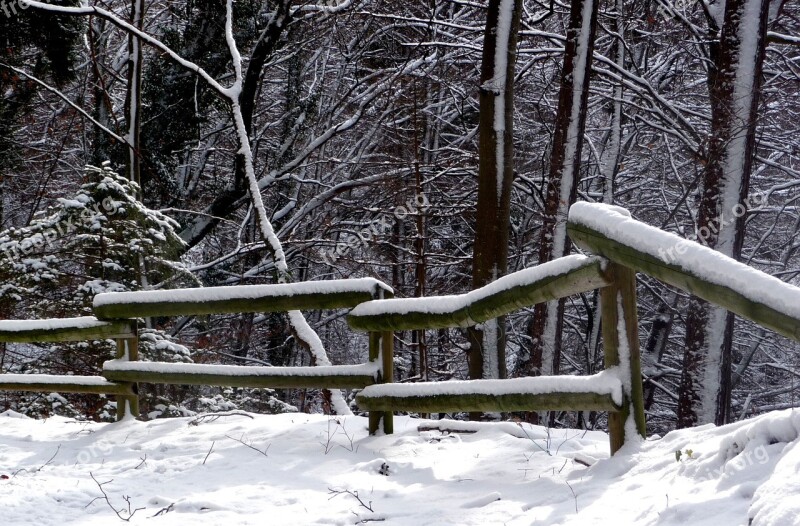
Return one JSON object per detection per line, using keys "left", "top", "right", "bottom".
{"left": 368, "top": 332, "right": 382, "bottom": 434}
{"left": 600, "top": 263, "right": 646, "bottom": 454}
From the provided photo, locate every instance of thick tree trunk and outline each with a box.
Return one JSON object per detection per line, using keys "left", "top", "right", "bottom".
{"left": 467, "top": 0, "right": 522, "bottom": 387}
{"left": 516, "top": 0, "right": 598, "bottom": 380}
{"left": 677, "top": 0, "right": 770, "bottom": 428}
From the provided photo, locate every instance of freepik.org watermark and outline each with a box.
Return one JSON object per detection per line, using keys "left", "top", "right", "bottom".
{"left": 319, "top": 193, "right": 430, "bottom": 265}
{"left": 75, "top": 437, "right": 114, "bottom": 465}
{"left": 657, "top": 191, "right": 767, "bottom": 264}
{"left": 1, "top": 197, "right": 119, "bottom": 264}
{"left": 0, "top": 0, "right": 50, "bottom": 19}
{"left": 696, "top": 443, "right": 770, "bottom": 482}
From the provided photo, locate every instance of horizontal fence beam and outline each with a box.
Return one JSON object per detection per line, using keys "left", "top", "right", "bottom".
{"left": 356, "top": 373, "right": 623, "bottom": 413}
{"left": 0, "top": 374, "right": 135, "bottom": 395}
{"left": 348, "top": 256, "right": 611, "bottom": 331}
{"left": 357, "top": 390, "right": 621, "bottom": 413}
{"left": 102, "top": 361, "right": 378, "bottom": 389}
{"left": 93, "top": 278, "right": 392, "bottom": 319}
{"left": 567, "top": 203, "right": 800, "bottom": 342}
{"left": 0, "top": 317, "right": 136, "bottom": 343}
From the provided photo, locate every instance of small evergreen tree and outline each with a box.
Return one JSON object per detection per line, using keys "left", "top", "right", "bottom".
{"left": 0, "top": 164, "right": 186, "bottom": 418}
{"left": 0, "top": 164, "right": 295, "bottom": 419}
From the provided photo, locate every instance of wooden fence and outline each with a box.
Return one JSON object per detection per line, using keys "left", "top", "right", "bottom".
{"left": 1, "top": 203, "right": 799, "bottom": 455}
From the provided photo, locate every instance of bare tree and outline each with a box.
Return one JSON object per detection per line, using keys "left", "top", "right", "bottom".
{"left": 467, "top": 0, "right": 523, "bottom": 385}
{"left": 516, "top": 0, "right": 598, "bottom": 382}
{"left": 678, "top": 0, "right": 774, "bottom": 427}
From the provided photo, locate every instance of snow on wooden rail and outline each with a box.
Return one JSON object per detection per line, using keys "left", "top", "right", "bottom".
{"left": 0, "top": 374, "right": 135, "bottom": 395}
{"left": 356, "top": 371, "right": 623, "bottom": 413}
{"left": 567, "top": 203, "right": 800, "bottom": 342}
{"left": 102, "top": 360, "right": 380, "bottom": 389}
{"left": 0, "top": 316, "right": 136, "bottom": 342}
{"left": 347, "top": 255, "right": 610, "bottom": 331}
{"left": 93, "top": 278, "right": 393, "bottom": 319}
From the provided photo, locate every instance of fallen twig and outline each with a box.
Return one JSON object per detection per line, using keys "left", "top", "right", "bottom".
{"left": 328, "top": 487, "right": 374, "bottom": 513}
{"left": 203, "top": 441, "right": 215, "bottom": 465}
{"left": 86, "top": 472, "right": 144, "bottom": 522}
{"left": 188, "top": 411, "right": 254, "bottom": 426}
{"left": 226, "top": 434, "right": 269, "bottom": 457}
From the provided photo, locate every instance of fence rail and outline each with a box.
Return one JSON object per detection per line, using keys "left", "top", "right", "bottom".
{"left": 347, "top": 256, "right": 610, "bottom": 331}
{"left": 0, "top": 374, "right": 135, "bottom": 396}
{"left": 0, "top": 317, "right": 135, "bottom": 342}
{"left": 102, "top": 361, "right": 379, "bottom": 389}
{"left": 93, "top": 278, "right": 392, "bottom": 318}
{"left": 2, "top": 203, "right": 799, "bottom": 455}
{"left": 567, "top": 203, "right": 800, "bottom": 341}
{"left": 356, "top": 371, "right": 623, "bottom": 413}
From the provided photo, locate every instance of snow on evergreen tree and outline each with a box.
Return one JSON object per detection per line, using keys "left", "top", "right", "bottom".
{"left": 0, "top": 162, "right": 184, "bottom": 313}
{"left": 0, "top": 164, "right": 296, "bottom": 419}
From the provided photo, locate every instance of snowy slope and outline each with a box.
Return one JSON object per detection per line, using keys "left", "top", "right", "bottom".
{"left": 1, "top": 409, "right": 798, "bottom": 525}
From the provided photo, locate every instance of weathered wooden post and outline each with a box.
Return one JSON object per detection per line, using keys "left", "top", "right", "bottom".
{"left": 114, "top": 321, "right": 139, "bottom": 421}
{"left": 600, "top": 262, "right": 646, "bottom": 454}
{"left": 367, "top": 330, "right": 395, "bottom": 434}
{"left": 380, "top": 328, "right": 394, "bottom": 434}
{"left": 367, "top": 286, "right": 394, "bottom": 435}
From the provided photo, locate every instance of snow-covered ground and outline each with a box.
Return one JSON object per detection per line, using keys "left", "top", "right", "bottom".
{"left": 1, "top": 409, "right": 799, "bottom": 525}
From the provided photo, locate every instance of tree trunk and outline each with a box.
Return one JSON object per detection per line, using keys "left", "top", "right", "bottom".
{"left": 467, "top": 0, "right": 522, "bottom": 388}
{"left": 677, "top": 0, "right": 771, "bottom": 428}
{"left": 124, "top": 0, "right": 144, "bottom": 190}
{"left": 516, "top": 0, "right": 598, "bottom": 379}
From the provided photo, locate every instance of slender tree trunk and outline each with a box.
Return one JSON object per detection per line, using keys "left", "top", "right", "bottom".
{"left": 677, "top": 0, "right": 771, "bottom": 428}
{"left": 412, "top": 81, "right": 428, "bottom": 382}
{"left": 467, "top": 0, "right": 522, "bottom": 387}
{"left": 124, "top": 0, "right": 144, "bottom": 189}
{"left": 89, "top": 18, "right": 113, "bottom": 167}
{"left": 598, "top": 0, "right": 625, "bottom": 204}
{"left": 516, "top": 0, "right": 598, "bottom": 380}
{"left": 643, "top": 292, "right": 677, "bottom": 411}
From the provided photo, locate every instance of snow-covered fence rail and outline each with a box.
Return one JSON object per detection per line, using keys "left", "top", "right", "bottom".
{"left": 90, "top": 278, "right": 394, "bottom": 427}
{"left": 0, "top": 374, "right": 135, "bottom": 396}
{"left": 347, "top": 256, "right": 611, "bottom": 331}
{"left": 348, "top": 254, "right": 646, "bottom": 454}
{"left": 0, "top": 279, "right": 395, "bottom": 426}
{"left": 0, "top": 316, "right": 135, "bottom": 343}
{"left": 567, "top": 203, "right": 800, "bottom": 342}
{"left": 0, "top": 317, "right": 137, "bottom": 399}
{"left": 93, "top": 278, "right": 393, "bottom": 319}
{"left": 101, "top": 362, "right": 380, "bottom": 389}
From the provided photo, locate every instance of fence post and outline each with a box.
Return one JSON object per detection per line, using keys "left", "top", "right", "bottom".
{"left": 368, "top": 331, "right": 381, "bottom": 434}
{"left": 367, "top": 285, "right": 394, "bottom": 435}
{"left": 114, "top": 321, "right": 139, "bottom": 421}
{"left": 600, "top": 262, "right": 646, "bottom": 454}
{"left": 380, "top": 329, "right": 394, "bottom": 434}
